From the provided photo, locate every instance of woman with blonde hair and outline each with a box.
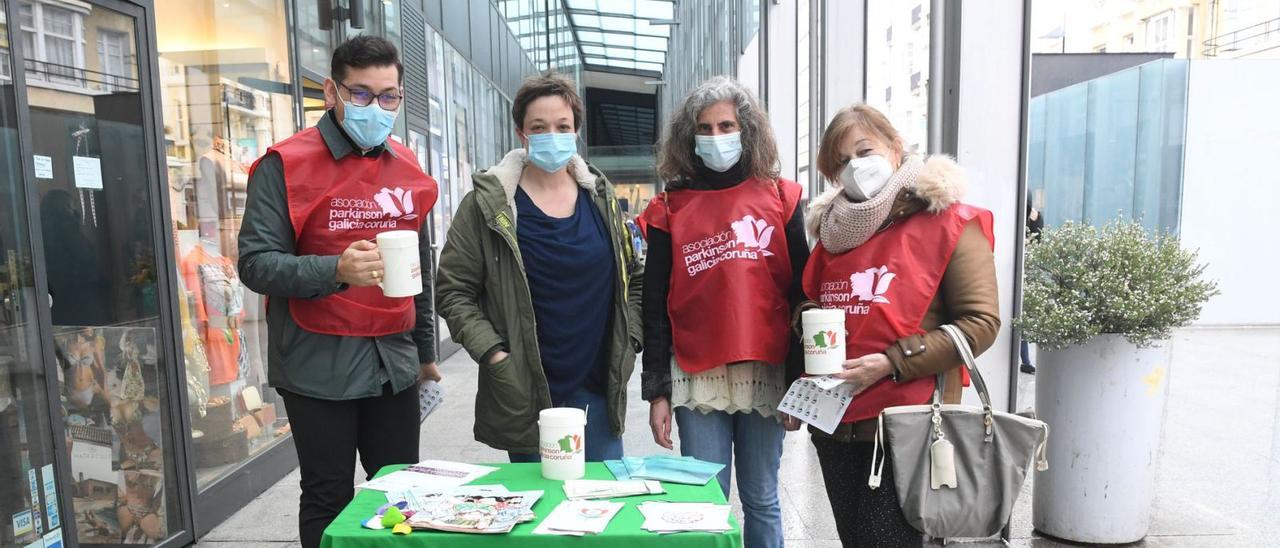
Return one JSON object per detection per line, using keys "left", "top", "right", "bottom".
{"left": 640, "top": 76, "right": 808, "bottom": 548}
{"left": 795, "top": 104, "right": 1000, "bottom": 547}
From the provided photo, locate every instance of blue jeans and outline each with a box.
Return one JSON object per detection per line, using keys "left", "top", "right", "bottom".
{"left": 509, "top": 386, "right": 623, "bottom": 463}
{"left": 675, "top": 407, "right": 785, "bottom": 548}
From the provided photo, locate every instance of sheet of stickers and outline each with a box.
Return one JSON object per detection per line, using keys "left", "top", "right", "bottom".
{"left": 777, "top": 376, "right": 855, "bottom": 434}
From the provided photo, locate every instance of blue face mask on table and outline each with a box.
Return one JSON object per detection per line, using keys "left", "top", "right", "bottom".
{"left": 606, "top": 456, "right": 727, "bottom": 485}
{"left": 526, "top": 132, "right": 577, "bottom": 173}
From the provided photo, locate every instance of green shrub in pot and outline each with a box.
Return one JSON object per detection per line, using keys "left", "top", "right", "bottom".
{"left": 1015, "top": 219, "right": 1219, "bottom": 351}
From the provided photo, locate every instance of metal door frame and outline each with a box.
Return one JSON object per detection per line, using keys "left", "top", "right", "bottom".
{"left": 6, "top": 0, "right": 199, "bottom": 546}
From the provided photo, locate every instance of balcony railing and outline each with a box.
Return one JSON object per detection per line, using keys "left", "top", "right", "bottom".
{"left": 22, "top": 58, "right": 140, "bottom": 93}
{"left": 1203, "top": 16, "right": 1280, "bottom": 57}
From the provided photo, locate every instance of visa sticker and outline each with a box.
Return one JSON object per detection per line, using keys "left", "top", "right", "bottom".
{"left": 12, "top": 509, "right": 34, "bottom": 536}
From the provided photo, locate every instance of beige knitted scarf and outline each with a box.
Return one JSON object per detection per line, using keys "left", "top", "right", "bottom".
{"left": 815, "top": 155, "right": 924, "bottom": 254}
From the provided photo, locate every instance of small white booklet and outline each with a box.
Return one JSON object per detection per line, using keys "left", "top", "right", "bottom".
{"left": 562, "top": 479, "right": 665, "bottom": 500}
{"left": 533, "top": 500, "right": 624, "bottom": 536}
{"left": 357, "top": 459, "right": 498, "bottom": 492}
{"left": 776, "top": 377, "right": 855, "bottom": 435}
{"left": 637, "top": 502, "right": 733, "bottom": 533}
{"left": 419, "top": 380, "right": 444, "bottom": 424}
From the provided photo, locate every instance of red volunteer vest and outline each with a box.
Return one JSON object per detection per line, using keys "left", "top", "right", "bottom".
{"left": 254, "top": 127, "right": 439, "bottom": 337}
{"left": 641, "top": 178, "right": 802, "bottom": 373}
{"left": 802, "top": 203, "right": 994, "bottom": 423}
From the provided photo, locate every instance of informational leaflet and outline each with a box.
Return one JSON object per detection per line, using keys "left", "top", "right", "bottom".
{"left": 637, "top": 502, "right": 733, "bottom": 534}
{"left": 532, "top": 500, "right": 624, "bottom": 536}
{"left": 562, "top": 479, "right": 664, "bottom": 500}
{"left": 418, "top": 381, "right": 444, "bottom": 424}
{"left": 356, "top": 460, "right": 497, "bottom": 492}
{"left": 72, "top": 156, "right": 103, "bottom": 190}
{"left": 33, "top": 155, "right": 53, "bottom": 179}
{"left": 777, "top": 376, "right": 855, "bottom": 434}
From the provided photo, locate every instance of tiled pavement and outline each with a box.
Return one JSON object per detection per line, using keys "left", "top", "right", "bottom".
{"left": 200, "top": 327, "right": 1280, "bottom": 547}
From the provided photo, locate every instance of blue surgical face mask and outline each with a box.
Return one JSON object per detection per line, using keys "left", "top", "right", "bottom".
{"left": 694, "top": 132, "right": 743, "bottom": 172}
{"left": 526, "top": 132, "right": 577, "bottom": 173}
{"left": 341, "top": 101, "right": 398, "bottom": 150}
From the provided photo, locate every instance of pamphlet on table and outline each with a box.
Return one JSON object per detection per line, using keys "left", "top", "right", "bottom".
{"left": 532, "top": 500, "right": 624, "bottom": 536}
{"left": 638, "top": 502, "right": 734, "bottom": 534}
{"left": 562, "top": 479, "right": 665, "bottom": 500}
{"left": 356, "top": 460, "right": 497, "bottom": 492}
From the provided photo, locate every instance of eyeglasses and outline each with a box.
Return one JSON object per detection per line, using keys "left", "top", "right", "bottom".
{"left": 337, "top": 81, "right": 403, "bottom": 111}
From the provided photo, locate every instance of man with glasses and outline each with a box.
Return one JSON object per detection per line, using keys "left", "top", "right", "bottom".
{"left": 237, "top": 35, "right": 439, "bottom": 548}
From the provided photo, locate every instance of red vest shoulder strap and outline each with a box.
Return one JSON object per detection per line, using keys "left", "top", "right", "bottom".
{"left": 776, "top": 178, "right": 803, "bottom": 220}
{"left": 638, "top": 192, "right": 669, "bottom": 238}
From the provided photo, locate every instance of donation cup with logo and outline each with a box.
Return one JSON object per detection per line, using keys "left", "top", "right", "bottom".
{"left": 374, "top": 230, "right": 422, "bottom": 298}
{"left": 802, "top": 308, "right": 847, "bottom": 375}
{"left": 538, "top": 407, "right": 586, "bottom": 480}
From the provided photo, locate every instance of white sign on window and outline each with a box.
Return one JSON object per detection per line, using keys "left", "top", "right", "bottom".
{"left": 72, "top": 156, "right": 103, "bottom": 189}
{"left": 33, "top": 155, "right": 54, "bottom": 179}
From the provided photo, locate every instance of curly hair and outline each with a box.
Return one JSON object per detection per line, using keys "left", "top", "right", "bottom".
{"left": 657, "top": 76, "right": 779, "bottom": 185}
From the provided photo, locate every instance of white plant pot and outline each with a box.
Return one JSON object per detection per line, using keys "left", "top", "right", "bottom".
{"left": 1032, "top": 334, "right": 1172, "bottom": 544}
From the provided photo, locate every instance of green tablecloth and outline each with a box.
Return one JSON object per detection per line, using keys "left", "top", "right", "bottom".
{"left": 320, "top": 462, "right": 742, "bottom": 548}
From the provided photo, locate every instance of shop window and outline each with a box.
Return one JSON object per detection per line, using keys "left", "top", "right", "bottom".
{"left": 154, "top": 0, "right": 296, "bottom": 489}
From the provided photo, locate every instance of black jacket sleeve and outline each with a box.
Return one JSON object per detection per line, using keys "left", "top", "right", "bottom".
{"left": 641, "top": 227, "right": 674, "bottom": 402}
{"left": 783, "top": 204, "right": 811, "bottom": 386}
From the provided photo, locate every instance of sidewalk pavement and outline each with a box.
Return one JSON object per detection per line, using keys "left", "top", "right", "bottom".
{"left": 198, "top": 327, "right": 1279, "bottom": 547}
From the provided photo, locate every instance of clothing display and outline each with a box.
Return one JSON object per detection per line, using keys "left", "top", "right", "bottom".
{"left": 180, "top": 246, "right": 247, "bottom": 386}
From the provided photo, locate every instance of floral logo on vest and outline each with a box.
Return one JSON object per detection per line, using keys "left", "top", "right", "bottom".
{"left": 730, "top": 215, "right": 775, "bottom": 256}
{"left": 850, "top": 266, "right": 895, "bottom": 304}
{"left": 374, "top": 187, "right": 418, "bottom": 221}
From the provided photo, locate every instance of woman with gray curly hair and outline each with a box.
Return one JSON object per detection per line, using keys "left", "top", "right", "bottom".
{"left": 638, "top": 76, "right": 809, "bottom": 548}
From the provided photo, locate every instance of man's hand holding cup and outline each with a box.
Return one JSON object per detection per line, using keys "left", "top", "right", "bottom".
{"left": 336, "top": 240, "right": 384, "bottom": 287}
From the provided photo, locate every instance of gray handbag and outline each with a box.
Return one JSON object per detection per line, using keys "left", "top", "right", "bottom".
{"left": 869, "top": 324, "right": 1049, "bottom": 539}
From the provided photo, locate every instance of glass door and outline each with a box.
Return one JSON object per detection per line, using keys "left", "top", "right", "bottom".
{"left": 11, "top": 0, "right": 189, "bottom": 545}
{"left": 1, "top": 2, "right": 72, "bottom": 546}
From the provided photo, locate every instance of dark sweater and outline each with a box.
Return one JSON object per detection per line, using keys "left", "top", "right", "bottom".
{"left": 515, "top": 186, "right": 615, "bottom": 403}
{"left": 640, "top": 162, "right": 810, "bottom": 401}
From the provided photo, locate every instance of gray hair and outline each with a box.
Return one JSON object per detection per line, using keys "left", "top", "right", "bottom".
{"left": 657, "top": 76, "right": 780, "bottom": 185}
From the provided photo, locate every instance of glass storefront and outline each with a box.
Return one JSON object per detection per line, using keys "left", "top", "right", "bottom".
{"left": 152, "top": 0, "right": 296, "bottom": 490}
{"left": 0, "top": 1, "right": 540, "bottom": 545}
{"left": 14, "top": 0, "right": 184, "bottom": 544}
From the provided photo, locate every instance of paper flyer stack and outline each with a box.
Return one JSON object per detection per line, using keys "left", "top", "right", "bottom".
{"left": 562, "top": 479, "right": 665, "bottom": 500}
{"left": 532, "top": 500, "right": 624, "bottom": 536}
{"left": 638, "top": 502, "right": 734, "bottom": 534}
{"left": 357, "top": 460, "right": 497, "bottom": 493}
